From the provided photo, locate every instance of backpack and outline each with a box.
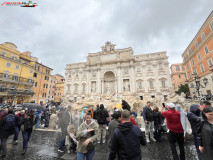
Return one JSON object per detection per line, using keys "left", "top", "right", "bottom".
{"left": 97, "top": 110, "right": 106, "bottom": 124}
{"left": 4, "top": 114, "right": 15, "bottom": 133}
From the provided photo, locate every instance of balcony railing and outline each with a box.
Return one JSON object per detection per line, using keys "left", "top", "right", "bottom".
{"left": 0, "top": 87, "right": 35, "bottom": 96}
{"left": 0, "top": 73, "right": 34, "bottom": 85}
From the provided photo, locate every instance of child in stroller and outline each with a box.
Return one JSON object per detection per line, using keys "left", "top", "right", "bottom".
{"left": 66, "top": 124, "right": 78, "bottom": 153}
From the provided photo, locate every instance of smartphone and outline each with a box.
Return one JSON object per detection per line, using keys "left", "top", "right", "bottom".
{"left": 90, "top": 130, "right": 95, "bottom": 136}
{"left": 162, "top": 103, "right": 165, "bottom": 108}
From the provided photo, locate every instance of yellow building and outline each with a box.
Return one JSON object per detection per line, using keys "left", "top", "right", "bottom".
{"left": 55, "top": 75, "right": 65, "bottom": 103}
{"left": 0, "top": 42, "right": 35, "bottom": 105}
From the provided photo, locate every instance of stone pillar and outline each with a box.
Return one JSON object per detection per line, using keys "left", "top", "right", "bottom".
{"left": 117, "top": 64, "right": 122, "bottom": 93}
{"left": 97, "top": 67, "right": 101, "bottom": 94}
{"left": 130, "top": 62, "right": 136, "bottom": 93}
{"left": 86, "top": 67, "right": 90, "bottom": 95}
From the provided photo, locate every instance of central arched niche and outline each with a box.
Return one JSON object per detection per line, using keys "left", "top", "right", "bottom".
{"left": 103, "top": 71, "right": 115, "bottom": 95}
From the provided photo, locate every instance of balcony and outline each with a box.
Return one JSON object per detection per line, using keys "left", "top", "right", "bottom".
{"left": 0, "top": 87, "right": 34, "bottom": 96}
{"left": 0, "top": 73, "right": 34, "bottom": 86}
{"left": 160, "top": 87, "right": 169, "bottom": 92}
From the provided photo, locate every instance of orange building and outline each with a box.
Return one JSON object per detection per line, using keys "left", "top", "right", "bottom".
{"left": 54, "top": 74, "right": 64, "bottom": 103}
{"left": 170, "top": 63, "right": 187, "bottom": 91}
{"left": 182, "top": 11, "right": 213, "bottom": 96}
{"left": 47, "top": 75, "right": 57, "bottom": 103}
{"left": 30, "top": 62, "right": 53, "bottom": 105}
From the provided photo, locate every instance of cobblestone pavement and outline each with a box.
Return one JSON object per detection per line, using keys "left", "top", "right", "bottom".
{"left": 1, "top": 130, "right": 198, "bottom": 160}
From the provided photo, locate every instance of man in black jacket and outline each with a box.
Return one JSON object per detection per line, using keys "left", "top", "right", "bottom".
{"left": 97, "top": 104, "right": 109, "bottom": 143}
{"left": 142, "top": 101, "right": 155, "bottom": 143}
{"left": 109, "top": 110, "right": 146, "bottom": 160}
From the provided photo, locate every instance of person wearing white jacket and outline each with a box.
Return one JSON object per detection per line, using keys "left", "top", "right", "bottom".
{"left": 176, "top": 104, "right": 187, "bottom": 138}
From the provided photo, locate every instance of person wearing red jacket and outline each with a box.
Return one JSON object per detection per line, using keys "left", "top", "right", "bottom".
{"left": 161, "top": 103, "right": 185, "bottom": 160}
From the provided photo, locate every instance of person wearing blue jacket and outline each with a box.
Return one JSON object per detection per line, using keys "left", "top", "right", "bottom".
{"left": 108, "top": 110, "right": 146, "bottom": 160}
{"left": 187, "top": 104, "right": 203, "bottom": 160}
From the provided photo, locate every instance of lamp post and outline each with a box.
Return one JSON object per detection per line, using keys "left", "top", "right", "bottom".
{"left": 185, "top": 72, "right": 208, "bottom": 97}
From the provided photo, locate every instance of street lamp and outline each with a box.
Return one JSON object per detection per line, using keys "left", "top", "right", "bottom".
{"left": 188, "top": 72, "right": 208, "bottom": 96}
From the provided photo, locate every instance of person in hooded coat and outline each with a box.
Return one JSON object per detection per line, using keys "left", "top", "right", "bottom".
{"left": 187, "top": 104, "right": 203, "bottom": 160}
{"left": 176, "top": 104, "right": 187, "bottom": 138}
{"left": 109, "top": 110, "right": 146, "bottom": 160}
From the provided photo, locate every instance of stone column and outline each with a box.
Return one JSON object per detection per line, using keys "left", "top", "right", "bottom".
{"left": 117, "top": 64, "right": 122, "bottom": 93}
{"left": 130, "top": 61, "right": 136, "bottom": 93}
{"left": 86, "top": 67, "right": 90, "bottom": 95}
{"left": 97, "top": 67, "right": 101, "bottom": 94}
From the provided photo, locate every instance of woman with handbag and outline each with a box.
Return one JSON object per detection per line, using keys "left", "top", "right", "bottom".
{"left": 76, "top": 112, "right": 99, "bottom": 160}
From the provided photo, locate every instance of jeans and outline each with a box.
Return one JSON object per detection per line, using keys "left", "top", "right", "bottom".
{"left": 35, "top": 113, "right": 41, "bottom": 128}
{"left": 154, "top": 124, "right": 162, "bottom": 141}
{"left": 59, "top": 128, "right": 66, "bottom": 149}
{"left": 77, "top": 149, "right": 96, "bottom": 160}
{"left": 193, "top": 133, "right": 203, "bottom": 160}
{"left": 168, "top": 131, "right": 185, "bottom": 160}
{"left": 0, "top": 138, "right": 8, "bottom": 156}
{"left": 13, "top": 126, "right": 21, "bottom": 141}
{"left": 97, "top": 124, "right": 106, "bottom": 142}
{"left": 145, "top": 121, "right": 155, "bottom": 141}
{"left": 22, "top": 129, "right": 32, "bottom": 150}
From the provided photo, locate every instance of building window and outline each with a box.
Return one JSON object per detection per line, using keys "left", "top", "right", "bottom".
{"left": 30, "top": 70, "right": 33, "bottom": 74}
{"left": 34, "top": 82, "right": 37, "bottom": 87}
{"left": 159, "top": 63, "right": 163, "bottom": 70}
{"left": 201, "top": 32, "right": 205, "bottom": 41}
{"left": 184, "top": 74, "right": 187, "bottom": 78}
{"left": 2, "top": 73, "right": 9, "bottom": 79}
{"left": 35, "top": 65, "right": 40, "bottom": 71}
{"left": 6, "top": 62, "right": 11, "bottom": 67}
{"left": 188, "top": 72, "right": 191, "bottom": 79}
{"left": 179, "top": 75, "right": 181, "bottom": 78}
{"left": 149, "top": 81, "right": 154, "bottom": 89}
{"left": 197, "top": 53, "right": 201, "bottom": 61}
{"left": 45, "top": 76, "right": 49, "bottom": 81}
{"left": 189, "top": 49, "right": 193, "bottom": 55}
{"left": 210, "top": 21, "right": 213, "bottom": 31}
{"left": 194, "top": 68, "right": 197, "bottom": 74}
{"left": 1, "top": 52, "right": 7, "bottom": 56}
{"left": 187, "top": 64, "right": 189, "bottom": 70}
{"left": 137, "top": 67, "right": 141, "bottom": 72}
{"left": 82, "top": 84, "right": 86, "bottom": 91}
{"left": 148, "top": 65, "right": 152, "bottom": 71}
{"left": 42, "top": 93, "right": 46, "bottom": 97}
{"left": 200, "top": 64, "right": 205, "bottom": 73}
{"left": 192, "top": 59, "right": 195, "bottom": 66}
{"left": 182, "top": 66, "right": 185, "bottom": 71}
{"left": 204, "top": 46, "right": 209, "bottom": 54}
{"left": 137, "top": 81, "right": 142, "bottom": 89}
{"left": 12, "top": 76, "right": 19, "bottom": 81}
{"left": 74, "top": 84, "right": 78, "bottom": 92}
{"left": 28, "top": 79, "right": 32, "bottom": 83}
{"left": 195, "top": 42, "right": 198, "bottom": 48}
{"left": 33, "top": 73, "right": 37, "bottom": 78}
{"left": 15, "top": 65, "right": 20, "bottom": 70}
{"left": 161, "top": 80, "right": 166, "bottom": 88}
{"left": 43, "top": 84, "right": 48, "bottom": 88}
{"left": 211, "top": 76, "right": 213, "bottom": 82}
{"left": 207, "top": 58, "right": 213, "bottom": 67}
{"left": 176, "top": 66, "right": 180, "bottom": 71}
{"left": 67, "top": 85, "right": 71, "bottom": 91}
{"left": 46, "top": 69, "right": 50, "bottom": 74}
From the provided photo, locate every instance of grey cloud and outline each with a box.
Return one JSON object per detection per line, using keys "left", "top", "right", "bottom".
{"left": 0, "top": 0, "right": 212, "bottom": 75}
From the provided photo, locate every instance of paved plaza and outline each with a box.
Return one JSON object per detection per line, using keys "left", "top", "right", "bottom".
{"left": 1, "top": 130, "right": 198, "bottom": 160}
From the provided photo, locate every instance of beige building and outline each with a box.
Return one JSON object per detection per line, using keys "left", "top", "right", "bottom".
{"left": 170, "top": 63, "right": 187, "bottom": 91}
{"left": 64, "top": 42, "right": 172, "bottom": 103}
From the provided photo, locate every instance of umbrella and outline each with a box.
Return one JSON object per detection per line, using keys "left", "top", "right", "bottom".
{"left": 114, "top": 104, "right": 122, "bottom": 109}
{"left": 22, "top": 103, "right": 44, "bottom": 110}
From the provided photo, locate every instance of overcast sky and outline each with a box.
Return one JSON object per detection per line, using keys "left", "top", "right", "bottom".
{"left": 0, "top": 0, "right": 212, "bottom": 75}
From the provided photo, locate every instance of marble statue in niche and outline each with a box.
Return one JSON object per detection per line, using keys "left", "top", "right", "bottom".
{"left": 123, "top": 79, "right": 130, "bottom": 92}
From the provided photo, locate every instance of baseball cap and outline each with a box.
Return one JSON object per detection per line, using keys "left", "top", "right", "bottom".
{"left": 167, "top": 103, "right": 175, "bottom": 109}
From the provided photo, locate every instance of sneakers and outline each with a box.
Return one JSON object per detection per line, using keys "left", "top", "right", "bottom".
{"left": 146, "top": 139, "right": 150, "bottom": 143}
{"left": 58, "top": 149, "right": 64, "bottom": 153}
{"left": 67, "top": 150, "right": 70, "bottom": 154}
{"left": 13, "top": 140, "right": 18, "bottom": 145}
{"left": 21, "top": 150, "right": 26, "bottom": 155}
{"left": 103, "top": 140, "right": 106, "bottom": 144}
{"left": 151, "top": 138, "right": 156, "bottom": 142}
{"left": 97, "top": 141, "right": 100, "bottom": 144}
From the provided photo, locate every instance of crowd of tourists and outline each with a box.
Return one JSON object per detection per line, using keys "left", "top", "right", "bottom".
{"left": 0, "top": 100, "right": 213, "bottom": 160}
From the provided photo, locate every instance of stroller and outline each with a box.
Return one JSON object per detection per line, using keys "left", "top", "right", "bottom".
{"left": 66, "top": 124, "right": 78, "bottom": 153}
